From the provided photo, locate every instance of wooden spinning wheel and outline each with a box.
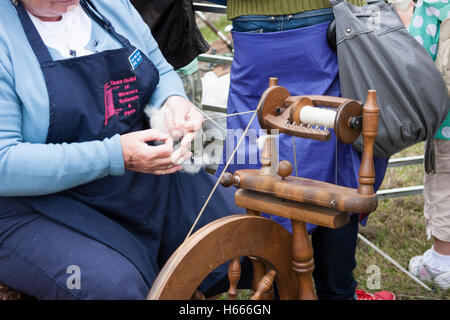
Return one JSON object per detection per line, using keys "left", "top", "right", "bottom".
{"left": 148, "top": 78, "right": 381, "bottom": 300}
{"left": 148, "top": 214, "right": 298, "bottom": 300}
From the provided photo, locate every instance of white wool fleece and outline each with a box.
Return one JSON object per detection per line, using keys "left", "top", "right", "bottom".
{"left": 144, "top": 106, "right": 205, "bottom": 174}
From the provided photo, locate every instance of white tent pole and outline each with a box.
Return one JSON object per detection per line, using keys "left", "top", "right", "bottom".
{"left": 357, "top": 233, "right": 432, "bottom": 292}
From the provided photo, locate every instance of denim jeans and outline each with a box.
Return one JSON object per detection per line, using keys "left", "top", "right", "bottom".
{"left": 312, "top": 214, "right": 360, "bottom": 300}
{"left": 232, "top": 8, "right": 334, "bottom": 33}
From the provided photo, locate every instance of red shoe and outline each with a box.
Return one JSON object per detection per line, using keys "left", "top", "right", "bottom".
{"left": 355, "top": 289, "right": 396, "bottom": 300}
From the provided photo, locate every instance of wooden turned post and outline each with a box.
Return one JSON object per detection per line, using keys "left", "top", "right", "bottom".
{"left": 260, "top": 134, "right": 279, "bottom": 176}
{"left": 227, "top": 257, "right": 241, "bottom": 300}
{"left": 260, "top": 78, "right": 280, "bottom": 176}
{"left": 358, "top": 90, "right": 379, "bottom": 196}
{"left": 268, "top": 77, "right": 278, "bottom": 88}
{"left": 291, "top": 220, "right": 317, "bottom": 300}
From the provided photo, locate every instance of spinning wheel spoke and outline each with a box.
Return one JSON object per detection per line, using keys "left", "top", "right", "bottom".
{"left": 249, "top": 257, "right": 265, "bottom": 290}
{"left": 191, "top": 290, "right": 206, "bottom": 300}
{"left": 250, "top": 269, "right": 277, "bottom": 300}
{"left": 227, "top": 257, "right": 241, "bottom": 300}
{"left": 0, "top": 283, "right": 21, "bottom": 300}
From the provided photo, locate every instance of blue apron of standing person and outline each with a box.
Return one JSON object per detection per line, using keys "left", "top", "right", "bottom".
{"left": 1, "top": 0, "right": 242, "bottom": 294}
{"left": 216, "top": 20, "right": 389, "bottom": 232}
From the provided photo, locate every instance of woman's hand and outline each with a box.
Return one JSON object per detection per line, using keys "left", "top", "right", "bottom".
{"left": 120, "top": 129, "right": 192, "bottom": 175}
{"left": 161, "top": 96, "right": 204, "bottom": 142}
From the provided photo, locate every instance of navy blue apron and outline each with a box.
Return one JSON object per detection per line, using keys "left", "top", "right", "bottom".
{"left": 4, "top": 0, "right": 242, "bottom": 289}
{"left": 216, "top": 23, "right": 389, "bottom": 232}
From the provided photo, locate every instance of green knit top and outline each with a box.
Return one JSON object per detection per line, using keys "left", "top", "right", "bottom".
{"left": 226, "top": 0, "right": 366, "bottom": 19}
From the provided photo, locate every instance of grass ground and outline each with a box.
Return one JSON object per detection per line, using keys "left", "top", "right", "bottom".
{"left": 198, "top": 15, "right": 231, "bottom": 44}
{"left": 355, "top": 143, "right": 450, "bottom": 300}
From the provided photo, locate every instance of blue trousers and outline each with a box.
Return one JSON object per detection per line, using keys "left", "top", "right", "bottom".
{"left": 231, "top": 8, "right": 334, "bottom": 33}
{"left": 0, "top": 198, "right": 148, "bottom": 299}
{"left": 232, "top": 8, "right": 359, "bottom": 300}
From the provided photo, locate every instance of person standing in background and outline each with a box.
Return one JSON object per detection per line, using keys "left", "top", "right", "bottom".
{"left": 404, "top": 0, "right": 450, "bottom": 290}
{"left": 208, "top": 0, "right": 394, "bottom": 300}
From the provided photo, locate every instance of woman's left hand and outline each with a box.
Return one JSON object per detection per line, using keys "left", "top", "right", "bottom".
{"left": 161, "top": 95, "right": 204, "bottom": 143}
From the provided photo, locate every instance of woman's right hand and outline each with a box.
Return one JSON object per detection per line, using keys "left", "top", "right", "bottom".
{"left": 120, "top": 129, "right": 191, "bottom": 175}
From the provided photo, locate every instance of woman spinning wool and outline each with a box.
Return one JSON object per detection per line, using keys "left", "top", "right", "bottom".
{"left": 0, "top": 0, "right": 243, "bottom": 299}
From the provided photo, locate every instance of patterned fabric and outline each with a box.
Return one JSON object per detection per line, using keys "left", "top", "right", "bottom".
{"left": 409, "top": 0, "right": 450, "bottom": 140}
{"left": 409, "top": 0, "right": 450, "bottom": 60}
{"left": 178, "top": 70, "right": 203, "bottom": 107}
{"left": 177, "top": 67, "right": 204, "bottom": 157}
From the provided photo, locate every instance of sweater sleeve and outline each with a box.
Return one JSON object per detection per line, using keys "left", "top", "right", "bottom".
{"left": 0, "top": 55, "right": 126, "bottom": 197}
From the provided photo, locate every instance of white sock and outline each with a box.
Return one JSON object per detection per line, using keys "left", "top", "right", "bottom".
{"left": 430, "top": 246, "right": 450, "bottom": 272}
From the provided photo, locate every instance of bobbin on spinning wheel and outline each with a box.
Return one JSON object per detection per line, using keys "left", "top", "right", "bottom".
{"left": 257, "top": 77, "right": 363, "bottom": 144}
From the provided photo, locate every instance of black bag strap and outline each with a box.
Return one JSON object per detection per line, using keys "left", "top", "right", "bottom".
{"left": 425, "top": 138, "right": 436, "bottom": 174}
